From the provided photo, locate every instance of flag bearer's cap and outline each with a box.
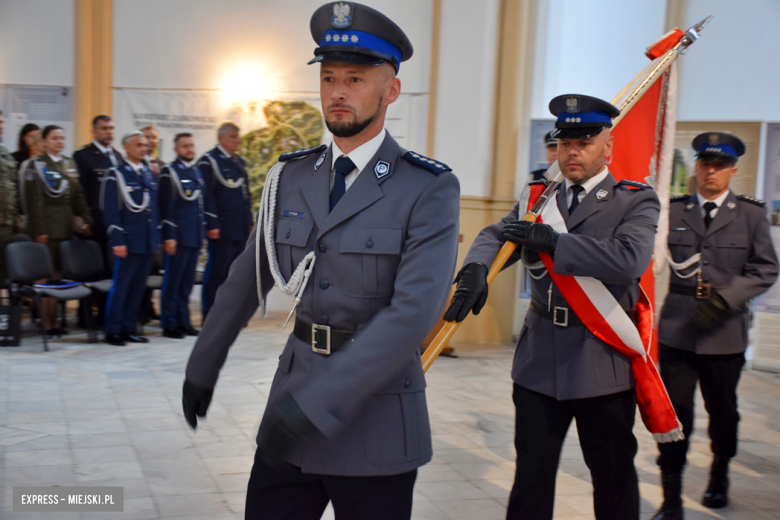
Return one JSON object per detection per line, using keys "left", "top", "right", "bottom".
{"left": 548, "top": 94, "right": 620, "bottom": 139}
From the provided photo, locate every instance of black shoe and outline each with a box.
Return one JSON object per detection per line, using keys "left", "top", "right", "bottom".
{"left": 124, "top": 334, "right": 149, "bottom": 343}
{"left": 651, "top": 469, "right": 684, "bottom": 520}
{"left": 105, "top": 334, "right": 126, "bottom": 346}
{"left": 178, "top": 325, "right": 199, "bottom": 336}
{"left": 163, "top": 328, "right": 185, "bottom": 339}
{"left": 702, "top": 455, "right": 729, "bottom": 509}
{"left": 46, "top": 327, "right": 66, "bottom": 337}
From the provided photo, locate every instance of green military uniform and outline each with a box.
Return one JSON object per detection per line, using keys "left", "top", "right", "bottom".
{"left": 22, "top": 154, "right": 93, "bottom": 271}
{"left": 0, "top": 144, "right": 18, "bottom": 285}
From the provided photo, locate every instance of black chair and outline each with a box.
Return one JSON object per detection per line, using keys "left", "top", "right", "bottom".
{"left": 5, "top": 242, "right": 95, "bottom": 350}
{"left": 60, "top": 240, "right": 114, "bottom": 294}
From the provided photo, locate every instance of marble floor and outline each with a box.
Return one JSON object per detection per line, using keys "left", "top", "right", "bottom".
{"left": 1, "top": 310, "right": 780, "bottom": 519}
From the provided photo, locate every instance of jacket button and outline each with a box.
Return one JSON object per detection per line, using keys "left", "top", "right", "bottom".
{"left": 404, "top": 380, "right": 411, "bottom": 389}
{"left": 319, "top": 280, "right": 329, "bottom": 290}
{"left": 566, "top": 265, "right": 573, "bottom": 273}
{"left": 731, "top": 241, "right": 736, "bottom": 245}
{"left": 285, "top": 230, "right": 291, "bottom": 239}
{"left": 320, "top": 315, "right": 329, "bottom": 325}
{"left": 318, "top": 243, "right": 327, "bottom": 253}
{"left": 366, "top": 239, "right": 373, "bottom": 248}
{"left": 703, "top": 242, "right": 710, "bottom": 248}
{"left": 703, "top": 260, "right": 710, "bottom": 266}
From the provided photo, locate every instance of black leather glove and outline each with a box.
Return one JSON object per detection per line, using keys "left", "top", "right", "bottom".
{"left": 502, "top": 221, "right": 559, "bottom": 254}
{"left": 256, "top": 394, "right": 320, "bottom": 466}
{"left": 182, "top": 379, "right": 214, "bottom": 429}
{"left": 443, "top": 263, "right": 489, "bottom": 323}
{"left": 693, "top": 290, "right": 733, "bottom": 333}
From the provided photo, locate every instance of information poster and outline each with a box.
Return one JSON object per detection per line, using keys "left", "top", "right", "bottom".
{"left": 0, "top": 85, "right": 75, "bottom": 153}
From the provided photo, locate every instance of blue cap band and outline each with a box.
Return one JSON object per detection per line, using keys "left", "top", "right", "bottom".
{"left": 320, "top": 30, "right": 403, "bottom": 67}
{"left": 697, "top": 144, "right": 737, "bottom": 158}
{"left": 556, "top": 110, "right": 612, "bottom": 125}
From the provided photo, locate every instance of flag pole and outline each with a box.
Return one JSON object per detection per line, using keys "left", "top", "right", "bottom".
{"left": 421, "top": 15, "right": 713, "bottom": 373}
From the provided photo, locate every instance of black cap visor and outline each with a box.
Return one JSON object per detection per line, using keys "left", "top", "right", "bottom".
{"left": 308, "top": 47, "right": 398, "bottom": 71}
{"left": 695, "top": 152, "right": 738, "bottom": 165}
{"left": 550, "top": 124, "right": 610, "bottom": 140}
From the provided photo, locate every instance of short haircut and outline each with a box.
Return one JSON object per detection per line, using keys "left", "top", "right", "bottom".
{"left": 92, "top": 115, "right": 112, "bottom": 127}
{"left": 42, "top": 125, "right": 64, "bottom": 139}
{"left": 218, "top": 121, "right": 240, "bottom": 138}
{"left": 140, "top": 125, "right": 157, "bottom": 133}
{"left": 174, "top": 132, "right": 193, "bottom": 144}
{"left": 122, "top": 131, "right": 144, "bottom": 145}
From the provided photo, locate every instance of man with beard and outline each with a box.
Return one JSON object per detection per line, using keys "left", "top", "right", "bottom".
{"left": 159, "top": 133, "right": 205, "bottom": 339}
{"left": 445, "top": 94, "right": 661, "bottom": 520}
{"left": 181, "top": 3, "right": 460, "bottom": 519}
{"left": 197, "top": 121, "right": 253, "bottom": 320}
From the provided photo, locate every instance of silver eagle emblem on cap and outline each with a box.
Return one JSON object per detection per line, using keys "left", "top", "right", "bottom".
{"left": 708, "top": 133, "right": 719, "bottom": 145}
{"left": 332, "top": 2, "right": 351, "bottom": 28}
{"left": 566, "top": 96, "right": 580, "bottom": 114}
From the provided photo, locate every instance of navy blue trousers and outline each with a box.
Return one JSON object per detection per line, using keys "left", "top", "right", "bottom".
{"left": 105, "top": 253, "right": 154, "bottom": 335}
{"left": 202, "top": 238, "right": 245, "bottom": 319}
{"left": 161, "top": 246, "right": 199, "bottom": 330}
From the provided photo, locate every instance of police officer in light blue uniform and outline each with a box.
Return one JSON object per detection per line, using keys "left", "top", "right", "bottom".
{"left": 159, "top": 133, "right": 205, "bottom": 339}
{"left": 101, "top": 132, "right": 160, "bottom": 346}
{"left": 198, "top": 121, "right": 253, "bottom": 320}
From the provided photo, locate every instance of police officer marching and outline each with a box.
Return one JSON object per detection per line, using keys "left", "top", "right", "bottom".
{"left": 651, "top": 133, "right": 779, "bottom": 520}
{"left": 100, "top": 132, "right": 160, "bottom": 347}
{"left": 182, "top": 3, "right": 460, "bottom": 518}
{"left": 198, "top": 121, "right": 253, "bottom": 320}
{"left": 446, "top": 95, "right": 661, "bottom": 520}
{"left": 159, "top": 133, "right": 205, "bottom": 339}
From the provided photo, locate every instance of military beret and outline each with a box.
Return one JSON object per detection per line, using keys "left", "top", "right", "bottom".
{"left": 692, "top": 132, "right": 745, "bottom": 163}
{"left": 543, "top": 131, "right": 557, "bottom": 147}
{"left": 309, "top": 2, "right": 413, "bottom": 72}
{"left": 548, "top": 94, "right": 620, "bottom": 140}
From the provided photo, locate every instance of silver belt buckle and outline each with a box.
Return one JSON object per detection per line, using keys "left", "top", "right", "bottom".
{"left": 553, "top": 306, "right": 569, "bottom": 327}
{"left": 311, "top": 324, "right": 331, "bottom": 355}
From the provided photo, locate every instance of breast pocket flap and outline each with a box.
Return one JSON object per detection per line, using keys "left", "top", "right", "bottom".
{"left": 339, "top": 227, "right": 402, "bottom": 255}
{"left": 716, "top": 235, "right": 748, "bottom": 249}
{"left": 276, "top": 218, "right": 314, "bottom": 247}
{"left": 668, "top": 231, "right": 695, "bottom": 246}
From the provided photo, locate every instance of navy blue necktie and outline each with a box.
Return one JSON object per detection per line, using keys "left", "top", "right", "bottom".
{"left": 330, "top": 156, "right": 355, "bottom": 211}
{"left": 703, "top": 201, "right": 717, "bottom": 228}
{"left": 568, "top": 185, "right": 585, "bottom": 215}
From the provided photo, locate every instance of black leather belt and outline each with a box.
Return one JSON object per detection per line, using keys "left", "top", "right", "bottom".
{"left": 293, "top": 316, "right": 354, "bottom": 355}
{"left": 669, "top": 283, "right": 711, "bottom": 299}
{"left": 529, "top": 299, "right": 585, "bottom": 327}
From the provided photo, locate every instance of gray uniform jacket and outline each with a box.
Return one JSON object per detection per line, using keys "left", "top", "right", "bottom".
{"left": 463, "top": 173, "right": 660, "bottom": 400}
{"left": 658, "top": 191, "right": 778, "bottom": 355}
{"left": 185, "top": 133, "right": 460, "bottom": 476}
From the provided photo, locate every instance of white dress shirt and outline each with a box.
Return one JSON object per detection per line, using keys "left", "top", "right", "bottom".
{"left": 217, "top": 144, "right": 232, "bottom": 158}
{"left": 93, "top": 140, "right": 118, "bottom": 166}
{"left": 330, "top": 129, "right": 387, "bottom": 192}
{"left": 47, "top": 153, "right": 62, "bottom": 163}
{"left": 696, "top": 190, "right": 730, "bottom": 219}
{"left": 564, "top": 166, "right": 609, "bottom": 208}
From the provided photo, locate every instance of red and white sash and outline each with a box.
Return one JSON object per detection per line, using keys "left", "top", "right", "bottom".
{"left": 530, "top": 184, "right": 683, "bottom": 442}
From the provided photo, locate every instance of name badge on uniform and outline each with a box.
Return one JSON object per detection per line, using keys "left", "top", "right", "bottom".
{"left": 282, "top": 210, "right": 306, "bottom": 219}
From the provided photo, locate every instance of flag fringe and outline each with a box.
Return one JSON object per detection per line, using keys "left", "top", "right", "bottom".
{"left": 653, "top": 427, "right": 685, "bottom": 444}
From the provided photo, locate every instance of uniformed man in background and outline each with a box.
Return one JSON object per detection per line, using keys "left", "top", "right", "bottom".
{"left": 74, "top": 115, "right": 124, "bottom": 326}
{"left": 529, "top": 131, "right": 558, "bottom": 182}
{"left": 651, "top": 132, "right": 779, "bottom": 520}
{"left": 445, "top": 95, "right": 661, "bottom": 520}
{"left": 159, "top": 133, "right": 204, "bottom": 339}
{"left": 101, "top": 132, "right": 160, "bottom": 346}
{"left": 198, "top": 121, "right": 253, "bottom": 320}
{"left": 182, "top": 3, "right": 460, "bottom": 518}
{"left": 140, "top": 124, "right": 164, "bottom": 324}
{"left": 0, "top": 110, "right": 19, "bottom": 289}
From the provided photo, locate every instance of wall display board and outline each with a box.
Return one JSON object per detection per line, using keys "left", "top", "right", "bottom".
{"left": 753, "top": 122, "right": 780, "bottom": 371}
{"left": 0, "top": 85, "right": 75, "bottom": 154}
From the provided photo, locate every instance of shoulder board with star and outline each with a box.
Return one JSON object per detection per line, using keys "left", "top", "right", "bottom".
{"left": 278, "top": 144, "right": 327, "bottom": 163}
{"left": 670, "top": 195, "right": 690, "bottom": 203}
{"left": 403, "top": 151, "right": 451, "bottom": 175}
{"left": 737, "top": 194, "right": 766, "bottom": 207}
{"left": 616, "top": 179, "right": 652, "bottom": 190}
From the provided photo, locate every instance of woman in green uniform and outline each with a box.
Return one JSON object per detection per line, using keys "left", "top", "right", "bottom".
{"left": 22, "top": 125, "right": 93, "bottom": 335}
